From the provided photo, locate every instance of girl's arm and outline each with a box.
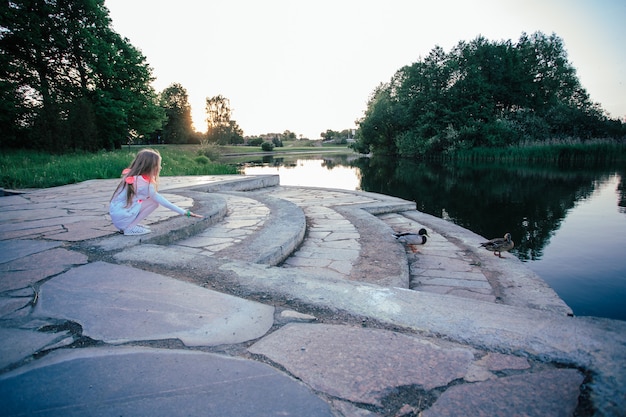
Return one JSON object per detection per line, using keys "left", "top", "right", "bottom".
{"left": 147, "top": 183, "right": 203, "bottom": 218}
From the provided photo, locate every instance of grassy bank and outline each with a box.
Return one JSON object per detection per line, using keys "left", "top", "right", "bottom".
{"left": 450, "top": 139, "right": 626, "bottom": 164}
{"left": 0, "top": 142, "right": 353, "bottom": 190}
{"left": 0, "top": 146, "right": 238, "bottom": 190}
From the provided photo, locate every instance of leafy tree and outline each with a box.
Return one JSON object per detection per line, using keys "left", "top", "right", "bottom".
{"left": 261, "top": 141, "right": 274, "bottom": 151}
{"left": 247, "top": 137, "right": 263, "bottom": 146}
{"left": 229, "top": 120, "right": 244, "bottom": 144}
{"left": 355, "top": 83, "right": 403, "bottom": 155}
{"left": 282, "top": 130, "right": 296, "bottom": 141}
{"left": 205, "top": 94, "right": 231, "bottom": 145}
{"left": 271, "top": 136, "right": 282, "bottom": 147}
{"left": 205, "top": 95, "right": 243, "bottom": 145}
{"left": 160, "top": 83, "right": 194, "bottom": 144}
{"left": 354, "top": 32, "right": 624, "bottom": 158}
{"left": 0, "top": 0, "right": 163, "bottom": 151}
{"left": 320, "top": 129, "right": 350, "bottom": 144}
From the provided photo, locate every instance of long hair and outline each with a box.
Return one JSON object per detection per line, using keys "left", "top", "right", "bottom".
{"left": 110, "top": 149, "right": 161, "bottom": 206}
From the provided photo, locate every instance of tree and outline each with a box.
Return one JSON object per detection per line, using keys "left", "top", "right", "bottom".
{"left": 229, "top": 120, "right": 244, "bottom": 144}
{"left": 160, "top": 83, "right": 194, "bottom": 144}
{"left": 355, "top": 83, "right": 403, "bottom": 155}
{"left": 0, "top": 0, "right": 163, "bottom": 151}
{"left": 282, "top": 130, "right": 296, "bottom": 141}
{"left": 353, "top": 31, "right": 623, "bottom": 158}
{"left": 205, "top": 95, "right": 243, "bottom": 145}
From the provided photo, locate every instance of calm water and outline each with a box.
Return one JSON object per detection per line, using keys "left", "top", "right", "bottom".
{"left": 239, "top": 153, "right": 626, "bottom": 321}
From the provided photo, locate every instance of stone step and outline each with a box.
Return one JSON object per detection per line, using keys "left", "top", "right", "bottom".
{"left": 161, "top": 186, "right": 414, "bottom": 288}
{"left": 175, "top": 192, "right": 305, "bottom": 265}
{"left": 267, "top": 187, "right": 414, "bottom": 288}
{"left": 100, "top": 180, "right": 571, "bottom": 316}
{"left": 380, "top": 212, "right": 498, "bottom": 303}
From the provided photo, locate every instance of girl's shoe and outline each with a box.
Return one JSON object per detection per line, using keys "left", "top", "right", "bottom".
{"left": 124, "top": 225, "right": 151, "bottom": 236}
{"left": 138, "top": 224, "right": 151, "bottom": 230}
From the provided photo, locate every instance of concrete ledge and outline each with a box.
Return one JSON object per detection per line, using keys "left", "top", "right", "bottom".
{"left": 216, "top": 194, "right": 306, "bottom": 265}
{"left": 143, "top": 191, "right": 228, "bottom": 246}
{"left": 335, "top": 204, "right": 410, "bottom": 288}
{"left": 188, "top": 175, "right": 280, "bottom": 192}
{"left": 399, "top": 210, "right": 573, "bottom": 316}
{"left": 87, "top": 193, "right": 227, "bottom": 252}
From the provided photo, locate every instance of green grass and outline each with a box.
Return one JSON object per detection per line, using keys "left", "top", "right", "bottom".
{"left": 0, "top": 142, "right": 354, "bottom": 189}
{"left": 0, "top": 146, "right": 239, "bottom": 189}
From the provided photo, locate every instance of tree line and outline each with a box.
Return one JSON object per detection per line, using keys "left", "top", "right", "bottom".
{"left": 352, "top": 32, "right": 625, "bottom": 158}
{"left": 1, "top": 0, "right": 163, "bottom": 151}
{"left": 160, "top": 85, "right": 245, "bottom": 146}
{"left": 0, "top": 0, "right": 249, "bottom": 151}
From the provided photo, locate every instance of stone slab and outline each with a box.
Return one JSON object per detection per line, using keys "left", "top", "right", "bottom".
{"left": 0, "top": 295, "right": 32, "bottom": 319}
{"left": 0, "top": 347, "right": 333, "bottom": 417}
{"left": 423, "top": 369, "right": 584, "bottom": 417}
{"left": 33, "top": 262, "right": 274, "bottom": 346}
{"left": 478, "top": 351, "right": 530, "bottom": 371}
{"left": 0, "top": 248, "right": 88, "bottom": 292}
{"left": 0, "top": 328, "right": 66, "bottom": 370}
{"left": 249, "top": 323, "right": 473, "bottom": 406}
{"left": 0, "top": 239, "right": 62, "bottom": 264}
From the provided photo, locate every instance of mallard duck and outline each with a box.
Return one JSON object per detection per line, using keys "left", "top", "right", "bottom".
{"left": 480, "top": 233, "right": 514, "bottom": 258}
{"left": 393, "top": 228, "right": 428, "bottom": 253}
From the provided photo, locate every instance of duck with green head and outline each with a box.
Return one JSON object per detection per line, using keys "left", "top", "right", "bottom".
{"left": 393, "top": 228, "right": 429, "bottom": 253}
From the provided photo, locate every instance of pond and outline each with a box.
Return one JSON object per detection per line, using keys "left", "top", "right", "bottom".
{"left": 236, "top": 152, "right": 626, "bottom": 321}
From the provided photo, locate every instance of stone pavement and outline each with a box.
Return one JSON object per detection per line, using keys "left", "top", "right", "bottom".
{"left": 1, "top": 175, "right": 625, "bottom": 417}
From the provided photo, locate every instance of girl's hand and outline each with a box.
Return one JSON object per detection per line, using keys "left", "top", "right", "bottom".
{"left": 186, "top": 210, "right": 203, "bottom": 218}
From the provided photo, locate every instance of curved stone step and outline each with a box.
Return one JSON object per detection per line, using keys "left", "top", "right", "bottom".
{"left": 89, "top": 191, "right": 229, "bottom": 253}
{"left": 380, "top": 212, "right": 498, "bottom": 303}
{"left": 101, "top": 178, "right": 570, "bottom": 316}
{"left": 281, "top": 205, "right": 361, "bottom": 280}
{"left": 265, "top": 187, "right": 414, "bottom": 288}
{"left": 87, "top": 176, "right": 280, "bottom": 254}
{"left": 176, "top": 192, "right": 306, "bottom": 266}
{"left": 174, "top": 194, "right": 271, "bottom": 256}
{"left": 397, "top": 209, "right": 572, "bottom": 315}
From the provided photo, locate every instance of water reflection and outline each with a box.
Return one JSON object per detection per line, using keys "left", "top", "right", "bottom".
{"left": 242, "top": 154, "right": 362, "bottom": 190}
{"left": 354, "top": 156, "right": 625, "bottom": 262}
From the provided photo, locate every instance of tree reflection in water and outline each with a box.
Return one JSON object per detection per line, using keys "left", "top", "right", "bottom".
{"left": 354, "top": 156, "right": 625, "bottom": 262}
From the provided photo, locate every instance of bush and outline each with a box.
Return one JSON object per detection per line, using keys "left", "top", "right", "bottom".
{"left": 247, "top": 138, "right": 263, "bottom": 146}
{"left": 194, "top": 155, "right": 210, "bottom": 165}
{"left": 197, "top": 143, "right": 222, "bottom": 161}
{"left": 261, "top": 141, "right": 274, "bottom": 151}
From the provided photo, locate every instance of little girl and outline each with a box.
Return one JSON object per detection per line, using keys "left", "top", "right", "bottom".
{"left": 109, "top": 148, "right": 203, "bottom": 236}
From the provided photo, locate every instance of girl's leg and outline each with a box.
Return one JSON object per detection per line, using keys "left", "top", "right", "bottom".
{"left": 126, "top": 200, "right": 158, "bottom": 230}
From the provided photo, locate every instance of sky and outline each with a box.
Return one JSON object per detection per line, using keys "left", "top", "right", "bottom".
{"left": 105, "top": 0, "right": 625, "bottom": 139}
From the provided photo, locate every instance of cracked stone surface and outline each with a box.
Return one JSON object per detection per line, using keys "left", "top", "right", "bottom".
{"left": 0, "top": 347, "right": 333, "bottom": 417}
{"left": 2, "top": 176, "right": 624, "bottom": 416}
{"left": 0, "top": 328, "right": 68, "bottom": 370}
{"left": 423, "top": 369, "right": 584, "bottom": 417}
{"left": 249, "top": 323, "right": 474, "bottom": 405}
{"left": 0, "top": 248, "right": 88, "bottom": 292}
{"left": 33, "top": 262, "right": 274, "bottom": 346}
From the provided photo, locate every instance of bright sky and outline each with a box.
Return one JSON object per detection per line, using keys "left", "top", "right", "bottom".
{"left": 105, "top": 0, "right": 625, "bottom": 139}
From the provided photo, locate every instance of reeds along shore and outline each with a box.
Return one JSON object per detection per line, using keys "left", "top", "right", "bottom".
{"left": 448, "top": 139, "right": 626, "bottom": 165}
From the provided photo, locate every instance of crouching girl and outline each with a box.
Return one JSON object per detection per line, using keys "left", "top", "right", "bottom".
{"left": 109, "top": 149, "right": 203, "bottom": 236}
